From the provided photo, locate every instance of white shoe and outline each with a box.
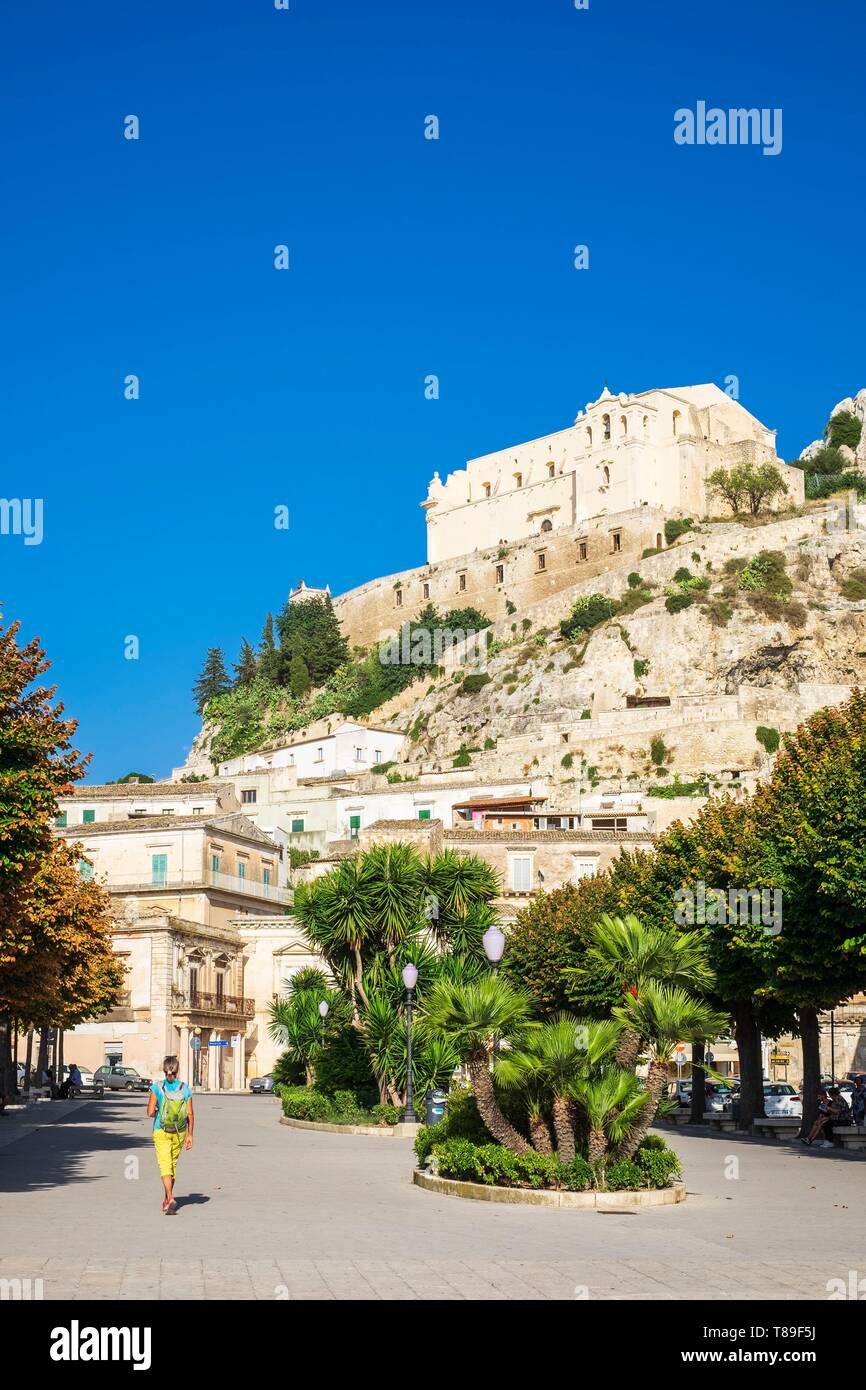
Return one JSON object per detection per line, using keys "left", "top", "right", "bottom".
{"left": 819, "top": 1140, "right": 834, "bottom": 1148}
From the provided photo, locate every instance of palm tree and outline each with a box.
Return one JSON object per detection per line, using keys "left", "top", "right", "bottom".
{"left": 613, "top": 980, "right": 728, "bottom": 1156}
{"left": 495, "top": 1014, "right": 593, "bottom": 1162}
{"left": 570, "top": 1068, "right": 649, "bottom": 1162}
{"left": 569, "top": 914, "right": 717, "bottom": 1067}
{"left": 422, "top": 975, "right": 535, "bottom": 1153}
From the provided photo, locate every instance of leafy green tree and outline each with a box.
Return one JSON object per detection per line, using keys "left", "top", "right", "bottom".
{"left": 708, "top": 463, "right": 788, "bottom": 516}
{"left": 502, "top": 881, "right": 624, "bottom": 1016}
{"left": 750, "top": 692, "right": 866, "bottom": 1128}
{"left": 233, "top": 638, "right": 258, "bottom": 688}
{"left": 192, "top": 648, "right": 230, "bottom": 714}
{"left": 109, "top": 771, "right": 155, "bottom": 784}
{"left": 826, "top": 410, "right": 862, "bottom": 452}
{"left": 0, "top": 616, "right": 90, "bottom": 1097}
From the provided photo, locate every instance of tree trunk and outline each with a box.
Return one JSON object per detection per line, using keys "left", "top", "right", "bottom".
{"left": 799, "top": 1007, "right": 821, "bottom": 1138}
{"left": 734, "top": 999, "right": 765, "bottom": 1130}
{"left": 467, "top": 1050, "right": 530, "bottom": 1153}
{"left": 615, "top": 1028, "right": 643, "bottom": 1070}
{"left": 689, "top": 1041, "right": 706, "bottom": 1122}
{"left": 57, "top": 1029, "right": 64, "bottom": 1086}
{"left": 0, "top": 1016, "right": 12, "bottom": 1107}
{"left": 528, "top": 1111, "right": 553, "bottom": 1154}
{"left": 36, "top": 1027, "right": 49, "bottom": 1081}
{"left": 551, "top": 1094, "right": 575, "bottom": 1163}
{"left": 618, "top": 1059, "right": 669, "bottom": 1158}
{"left": 587, "top": 1127, "right": 608, "bottom": 1162}
{"left": 23, "top": 1028, "right": 34, "bottom": 1095}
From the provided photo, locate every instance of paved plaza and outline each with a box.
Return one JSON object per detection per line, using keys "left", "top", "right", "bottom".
{"left": 0, "top": 1093, "right": 862, "bottom": 1300}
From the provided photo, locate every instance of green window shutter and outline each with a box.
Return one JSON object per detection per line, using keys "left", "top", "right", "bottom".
{"left": 263, "top": 867, "right": 271, "bottom": 886}
{"left": 237, "top": 861, "right": 246, "bottom": 879}
{"left": 82, "top": 809, "right": 95, "bottom": 824}
{"left": 418, "top": 809, "right": 431, "bottom": 821}
{"left": 151, "top": 853, "right": 167, "bottom": 886}
{"left": 291, "top": 818, "right": 304, "bottom": 833}
{"left": 349, "top": 815, "right": 361, "bottom": 839}
{"left": 55, "top": 812, "right": 67, "bottom": 828}
{"left": 79, "top": 861, "right": 94, "bottom": 881}
{"left": 211, "top": 854, "right": 220, "bottom": 874}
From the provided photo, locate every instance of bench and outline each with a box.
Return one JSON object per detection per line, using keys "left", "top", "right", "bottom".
{"left": 704, "top": 1112, "right": 737, "bottom": 1131}
{"left": 662, "top": 1108, "right": 695, "bottom": 1127}
{"left": 832, "top": 1126, "right": 866, "bottom": 1151}
{"left": 752, "top": 1117, "right": 803, "bottom": 1140}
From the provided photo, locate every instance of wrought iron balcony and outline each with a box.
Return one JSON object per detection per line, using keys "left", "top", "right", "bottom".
{"left": 172, "top": 989, "right": 255, "bottom": 1019}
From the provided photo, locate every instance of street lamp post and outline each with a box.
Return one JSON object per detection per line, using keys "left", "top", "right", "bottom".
{"left": 402, "top": 964, "right": 419, "bottom": 1123}
{"left": 482, "top": 925, "right": 506, "bottom": 1056}
{"left": 482, "top": 925, "right": 505, "bottom": 975}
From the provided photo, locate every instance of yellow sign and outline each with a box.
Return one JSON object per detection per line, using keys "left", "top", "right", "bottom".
{"left": 770, "top": 1053, "right": 790, "bottom": 1064}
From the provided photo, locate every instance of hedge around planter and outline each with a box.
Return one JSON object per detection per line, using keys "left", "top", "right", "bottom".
{"left": 413, "top": 1169, "right": 687, "bottom": 1208}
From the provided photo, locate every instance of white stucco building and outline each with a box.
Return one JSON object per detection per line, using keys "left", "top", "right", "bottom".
{"left": 217, "top": 720, "right": 405, "bottom": 781}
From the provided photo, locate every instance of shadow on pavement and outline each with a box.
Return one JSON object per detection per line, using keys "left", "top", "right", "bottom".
{"left": 175, "top": 1192, "right": 210, "bottom": 1211}
{"left": 0, "top": 1095, "right": 150, "bottom": 1193}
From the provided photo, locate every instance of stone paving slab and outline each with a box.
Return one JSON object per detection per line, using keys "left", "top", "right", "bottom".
{"left": 2, "top": 1092, "right": 865, "bottom": 1300}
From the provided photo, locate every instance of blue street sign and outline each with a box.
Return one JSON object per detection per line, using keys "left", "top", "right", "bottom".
{"left": 190, "top": 1038, "right": 201, "bottom": 1050}
{"left": 208, "top": 1040, "right": 228, "bottom": 1047}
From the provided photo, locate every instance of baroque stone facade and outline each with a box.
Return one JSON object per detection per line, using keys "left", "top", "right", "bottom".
{"left": 422, "top": 383, "right": 803, "bottom": 564}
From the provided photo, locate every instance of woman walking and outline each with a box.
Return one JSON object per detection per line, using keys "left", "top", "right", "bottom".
{"left": 146, "top": 1055, "right": 194, "bottom": 1214}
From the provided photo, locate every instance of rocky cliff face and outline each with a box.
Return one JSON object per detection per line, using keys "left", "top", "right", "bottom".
{"left": 799, "top": 388, "right": 866, "bottom": 468}
{"left": 394, "top": 507, "right": 866, "bottom": 785}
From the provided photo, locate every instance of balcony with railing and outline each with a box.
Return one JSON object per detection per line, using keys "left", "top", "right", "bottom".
{"left": 172, "top": 988, "right": 255, "bottom": 1019}
{"left": 102, "top": 870, "right": 290, "bottom": 904}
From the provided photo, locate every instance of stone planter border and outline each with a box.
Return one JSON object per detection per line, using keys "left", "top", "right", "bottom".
{"left": 413, "top": 1168, "right": 686, "bottom": 1209}
{"left": 280, "top": 1116, "right": 421, "bottom": 1138}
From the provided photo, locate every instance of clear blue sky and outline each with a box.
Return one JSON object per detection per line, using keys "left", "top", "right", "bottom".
{"left": 1, "top": 0, "right": 863, "bottom": 782}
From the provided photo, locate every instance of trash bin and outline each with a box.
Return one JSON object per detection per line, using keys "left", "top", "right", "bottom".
{"left": 730, "top": 1097, "right": 741, "bottom": 1123}
{"left": 425, "top": 1089, "right": 447, "bottom": 1126}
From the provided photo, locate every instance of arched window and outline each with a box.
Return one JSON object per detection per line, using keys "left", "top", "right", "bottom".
{"left": 602, "top": 413, "right": 611, "bottom": 441}
{"left": 513, "top": 472, "right": 522, "bottom": 489}
{"left": 643, "top": 415, "right": 649, "bottom": 434}
{"left": 540, "top": 518, "right": 553, "bottom": 533}
{"left": 547, "top": 462, "right": 555, "bottom": 478}
{"left": 585, "top": 427, "right": 593, "bottom": 449}
{"left": 672, "top": 410, "right": 681, "bottom": 437}
{"left": 620, "top": 415, "right": 628, "bottom": 437}
{"left": 603, "top": 465, "right": 610, "bottom": 486}
{"left": 483, "top": 481, "right": 491, "bottom": 498}
{"left": 656, "top": 532, "right": 662, "bottom": 549}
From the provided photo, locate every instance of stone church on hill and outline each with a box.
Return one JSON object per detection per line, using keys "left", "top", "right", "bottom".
{"left": 422, "top": 383, "right": 804, "bottom": 565}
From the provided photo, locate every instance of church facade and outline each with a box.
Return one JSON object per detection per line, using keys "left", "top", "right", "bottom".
{"left": 421, "top": 384, "right": 804, "bottom": 565}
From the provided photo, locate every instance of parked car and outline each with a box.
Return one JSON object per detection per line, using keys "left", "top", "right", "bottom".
{"left": 249, "top": 1075, "right": 276, "bottom": 1095}
{"left": 93, "top": 1065, "right": 151, "bottom": 1092}
{"left": 705, "top": 1083, "right": 738, "bottom": 1113}
{"left": 762, "top": 1082, "right": 802, "bottom": 1117}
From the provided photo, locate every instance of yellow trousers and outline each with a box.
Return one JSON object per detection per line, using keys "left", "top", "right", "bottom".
{"left": 153, "top": 1128, "right": 185, "bottom": 1178}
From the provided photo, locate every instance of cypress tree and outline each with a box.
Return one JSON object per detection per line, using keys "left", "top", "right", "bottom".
{"left": 192, "top": 648, "right": 230, "bottom": 714}
{"left": 233, "top": 637, "right": 258, "bottom": 688}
